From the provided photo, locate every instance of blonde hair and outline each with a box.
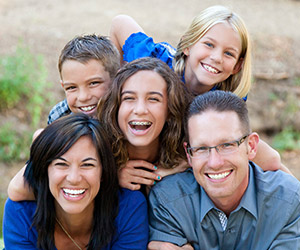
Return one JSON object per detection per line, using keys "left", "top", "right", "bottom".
{"left": 173, "top": 5, "right": 251, "bottom": 98}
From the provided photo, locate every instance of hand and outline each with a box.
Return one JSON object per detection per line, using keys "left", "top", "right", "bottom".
{"left": 118, "top": 160, "right": 161, "bottom": 190}
{"left": 148, "top": 241, "right": 194, "bottom": 250}
{"left": 154, "top": 159, "right": 189, "bottom": 178}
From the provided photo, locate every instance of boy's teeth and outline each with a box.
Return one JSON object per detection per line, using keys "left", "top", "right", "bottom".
{"left": 208, "top": 171, "right": 231, "bottom": 180}
{"left": 203, "top": 64, "right": 219, "bottom": 73}
{"left": 130, "top": 121, "right": 152, "bottom": 126}
{"left": 63, "top": 188, "right": 85, "bottom": 195}
{"left": 80, "top": 105, "right": 95, "bottom": 111}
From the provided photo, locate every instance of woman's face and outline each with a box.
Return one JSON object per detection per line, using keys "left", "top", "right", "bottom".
{"left": 48, "top": 136, "right": 102, "bottom": 216}
{"left": 118, "top": 70, "right": 168, "bottom": 149}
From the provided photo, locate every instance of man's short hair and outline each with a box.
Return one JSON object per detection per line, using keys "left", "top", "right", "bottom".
{"left": 184, "top": 90, "right": 251, "bottom": 141}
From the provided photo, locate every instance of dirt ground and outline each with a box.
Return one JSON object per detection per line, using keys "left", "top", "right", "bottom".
{"left": 0, "top": 0, "right": 300, "bottom": 196}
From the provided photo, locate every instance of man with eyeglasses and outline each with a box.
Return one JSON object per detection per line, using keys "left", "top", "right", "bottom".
{"left": 148, "top": 90, "right": 300, "bottom": 250}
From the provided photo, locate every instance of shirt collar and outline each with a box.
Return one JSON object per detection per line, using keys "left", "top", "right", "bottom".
{"left": 199, "top": 162, "right": 258, "bottom": 222}
{"left": 235, "top": 162, "right": 258, "bottom": 219}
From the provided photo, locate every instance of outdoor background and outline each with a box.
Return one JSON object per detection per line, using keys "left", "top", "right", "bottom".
{"left": 0, "top": 0, "right": 300, "bottom": 241}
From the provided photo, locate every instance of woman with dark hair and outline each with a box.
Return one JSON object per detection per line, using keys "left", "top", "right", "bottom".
{"left": 3, "top": 113, "right": 148, "bottom": 250}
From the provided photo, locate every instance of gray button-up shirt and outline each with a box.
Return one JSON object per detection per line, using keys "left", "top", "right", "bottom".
{"left": 148, "top": 162, "right": 300, "bottom": 249}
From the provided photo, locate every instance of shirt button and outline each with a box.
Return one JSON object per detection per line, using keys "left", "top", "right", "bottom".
{"left": 228, "top": 228, "right": 236, "bottom": 233}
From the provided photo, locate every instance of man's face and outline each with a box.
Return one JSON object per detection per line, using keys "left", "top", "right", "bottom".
{"left": 186, "top": 110, "right": 257, "bottom": 207}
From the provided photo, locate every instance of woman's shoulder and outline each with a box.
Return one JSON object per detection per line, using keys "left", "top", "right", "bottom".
{"left": 118, "top": 188, "right": 146, "bottom": 205}
{"left": 5, "top": 198, "right": 36, "bottom": 215}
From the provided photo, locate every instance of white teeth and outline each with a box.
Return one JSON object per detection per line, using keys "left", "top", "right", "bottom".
{"left": 80, "top": 105, "right": 95, "bottom": 111}
{"left": 203, "top": 64, "right": 219, "bottom": 74}
{"left": 130, "top": 121, "right": 152, "bottom": 126}
{"left": 208, "top": 171, "right": 231, "bottom": 180}
{"left": 63, "top": 188, "right": 85, "bottom": 196}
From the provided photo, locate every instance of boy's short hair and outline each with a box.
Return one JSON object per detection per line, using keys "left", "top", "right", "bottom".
{"left": 58, "top": 34, "right": 120, "bottom": 79}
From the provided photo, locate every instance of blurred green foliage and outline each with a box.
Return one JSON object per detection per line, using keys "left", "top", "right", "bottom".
{"left": 0, "top": 44, "right": 52, "bottom": 162}
{"left": 272, "top": 127, "right": 300, "bottom": 151}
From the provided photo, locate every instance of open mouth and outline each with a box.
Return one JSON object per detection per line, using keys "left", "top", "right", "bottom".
{"left": 129, "top": 121, "right": 152, "bottom": 131}
{"left": 79, "top": 105, "right": 96, "bottom": 112}
{"left": 63, "top": 188, "right": 86, "bottom": 198}
{"left": 206, "top": 170, "right": 232, "bottom": 180}
{"left": 202, "top": 63, "right": 220, "bottom": 74}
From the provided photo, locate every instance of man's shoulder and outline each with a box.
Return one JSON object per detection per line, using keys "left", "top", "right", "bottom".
{"left": 150, "top": 169, "right": 199, "bottom": 204}
{"left": 253, "top": 163, "right": 300, "bottom": 204}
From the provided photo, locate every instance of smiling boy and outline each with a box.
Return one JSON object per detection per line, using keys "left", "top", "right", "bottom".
{"left": 48, "top": 34, "right": 120, "bottom": 124}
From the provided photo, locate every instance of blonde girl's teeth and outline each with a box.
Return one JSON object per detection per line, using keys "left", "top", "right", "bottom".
{"left": 203, "top": 64, "right": 218, "bottom": 73}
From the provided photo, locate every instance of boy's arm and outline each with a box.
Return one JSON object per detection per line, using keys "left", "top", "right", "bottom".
{"left": 7, "top": 165, "right": 35, "bottom": 201}
{"left": 253, "top": 139, "right": 293, "bottom": 175}
{"left": 110, "top": 14, "right": 144, "bottom": 64}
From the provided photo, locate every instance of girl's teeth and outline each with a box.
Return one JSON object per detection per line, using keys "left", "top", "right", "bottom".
{"left": 203, "top": 64, "right": 219, "bottom": 73}
{"left": 208, "top": 171, "right": 230, "bottom": 180}
{"left": 130, "top": 121, "right": 152, "bottom": 126}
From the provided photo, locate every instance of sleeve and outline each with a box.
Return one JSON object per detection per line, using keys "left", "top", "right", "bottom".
{"left": 3, "top": 199, "right": 38, "bottom": 250}
{"left": 148, "top": 189, "right": 188, "bottom": 246}
{"left": 111, "top": 189, "right": 148, "bottom": 250}
{"left": 47, "top": 99, "right": 71, "bottom": 124}
{"left": 122, "top": 32, "right": 175, "bottom": 69}
{"left": 268, "top": 187, "right": 300, "bottom": 249}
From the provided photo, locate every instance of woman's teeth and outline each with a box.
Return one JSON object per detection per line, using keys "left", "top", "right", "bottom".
{"left": 63, "top": 188, "right": 86, "bottom": 197}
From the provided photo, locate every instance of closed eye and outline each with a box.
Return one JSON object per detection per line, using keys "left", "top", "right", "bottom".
{"left": 81, "top": 163, "right": 95, "bottom": 168}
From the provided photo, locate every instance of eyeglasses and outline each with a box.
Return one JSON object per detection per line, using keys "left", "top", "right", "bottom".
{"left": 186, "top": 134, "right": 249, "bottom": 159}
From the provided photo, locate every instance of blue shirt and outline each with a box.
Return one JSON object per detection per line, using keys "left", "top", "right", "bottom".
{"left": 3, "top": 189, "right": 148, "bottom": 250}
{"left": 148, "top": 163, "right": 300, "bottom": 249}
{"left": 123, "top": 32, "right": 176, "bottom": 70}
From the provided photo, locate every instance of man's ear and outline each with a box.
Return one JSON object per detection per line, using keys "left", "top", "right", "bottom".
{"left": 60, "top": 80, "right": 64, "bottom": 88}
{"left": 183, "top": 142, "right": 193, "bottom": 166}
{"left": 232, "top": 57, "right": 244, "bottom": 75}
{"left": 247, "top": 132, "right": 259, "bottom": 160}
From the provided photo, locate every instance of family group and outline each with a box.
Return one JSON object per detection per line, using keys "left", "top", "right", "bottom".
{"left": 3, "top": 5, "right": 300, "bottom": 250}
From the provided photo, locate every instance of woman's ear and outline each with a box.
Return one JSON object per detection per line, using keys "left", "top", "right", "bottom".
{"left": 232, "top": 57, "right": 244, "bottom": 75}
{"left": 247, "top": 132, "right": 259, "bottom": 160}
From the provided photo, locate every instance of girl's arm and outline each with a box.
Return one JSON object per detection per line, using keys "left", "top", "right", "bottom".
{"left": 154, "top": 159, "right": 190, "bottom": 178}
{"left": 110, "top": 14, "right": 144, "bottom": 64}
{"left": 254, "top": 139, "right": 293, "bottom": 175}
{"left": 7, "top": 165, "right": 35, "bottom": 201}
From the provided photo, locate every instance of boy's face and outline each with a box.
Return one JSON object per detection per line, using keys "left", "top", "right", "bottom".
{"left": 61, "top": 59, "right": 111, "bottom": 118}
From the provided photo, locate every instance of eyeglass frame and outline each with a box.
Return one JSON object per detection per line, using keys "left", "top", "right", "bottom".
{"left": 185, "top": 134, "right": 250, "bottom": 159}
